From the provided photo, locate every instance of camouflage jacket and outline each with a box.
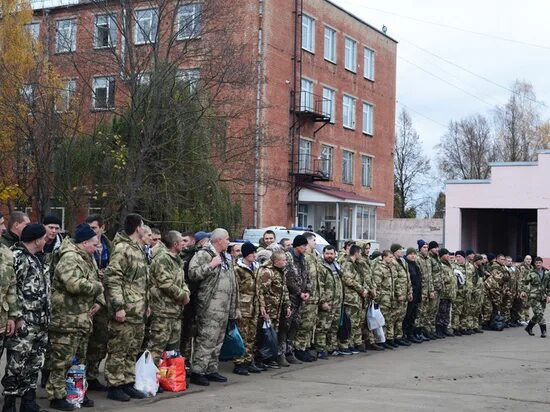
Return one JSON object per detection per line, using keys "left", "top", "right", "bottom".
{"left": 429, "top": 253, "right": 443, "bottom": 293}
{"left": 104, "top": 232, "right": 149, "bottom": 323}
{"left": 522, "top": 267, "right": 550, "bottom": 302}
{"left": 0, "top": 244, "right": 17, "bottom": 327}
{"left": 340, "top": 256, "right": 367, "bottom": 308}
{"left": 318, "top": 260, "right": 343, "bottom": 308}
{"left": 50, "top": 238, "right": 105, "bottom": 332}
{"left": 393, "top": 257, "right": 412, "bottom": 302}
{"left": 416, "top": 253, "right": 434, "bottom": 298}
{"left": 453, "top": 262, "right": 472, "bottom": 300}
{"left": 487, "top": 262, "right": 510, "bottom": 287}
{"left": 356, "top": 255, "right": 375, "bottom": 297}
{"left": 372, "top": 260, "right": 395, "bottom": 307}
{"left": 304, "top": 250, "right": 323, "bottom": 304}
{"left": 258, "top": 261, "right": 290, "bottom": 320}
{"left": 150, "top": 248, "right": 190, "bottom": 319}
{"left": 0, "top": 231, "right": 18, "bottom": 249}
{"left": 188, "top": 243, "right": 237, "bottom": 318}
{"left": 234, "top": 258, "right": 260, "bottom": 318}
{"left": 12, "top": 243, "right": 50, "bottom": 325}
{"left": 285, "top": 250, "right": 309, "bottom": 307}
{"left": 440, "top": 260, "right": 457, "bottom": 300}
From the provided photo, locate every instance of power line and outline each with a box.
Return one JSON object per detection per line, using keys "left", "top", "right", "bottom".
{"left": 361, "top": 6, "right": 550, "bottom": 51}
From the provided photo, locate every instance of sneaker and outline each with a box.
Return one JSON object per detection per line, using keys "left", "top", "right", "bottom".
{"left": 285, "top": 353, "right": 302, "bottom": 364}
{"left": 86, "top": 379, "right": 107, "bottom": 392}
{"left": 255, "top": 361, "right": 269, "bottom": 371}
{"left": 81, "top": 395, "right": 94, "bottom": 408}
{"left": 265, "top": 360, "right": 281, "bottom": 369}
{"left": 366, "top": 343, "right": 385, "bottom": 351}
{"left": 388, "top": 340, "right": 399, "bottom": 348}
{"left": 189, "top": 372, "right": 210, "bottom": 386}
{"left": 107, "top": 387, "right": 131, "bottom": 402}
{"left": 50, "top": 398, "right": 75, "bottom": 411}
{"left": 276, "top": 354, "right": 290, "bottom": 367}
{"left": 380, "top": 342, "right": 394, "bottom": 350}
{"left": 121, "top": 384, "right": 147, "bottom": 399}
{"left": 232, "top": 364, "right": 250, "bottom": 376}
{"left": 330, "top": 349, "right": 342, "bottom": 356}
{"left": 338, "top": 348, "right": 353, "bottom": 355}
{"left": 206, "top": 372, "right": 228, "bottom": 382}
{"left": 317, "top": 351, "right": 329, "bottom": 360}
{"left": 247, "top": 362, "right": 263, "bottom": 373}
{"left": 349, "top": 347, "right": 360, "bottom": 354}
{"left": 355, "top": 344, "right": 367, "bottom": 353}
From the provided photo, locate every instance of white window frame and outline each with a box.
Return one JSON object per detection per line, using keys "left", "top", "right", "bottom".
{"left": 55, "top": 80, "right": 76, "bottom": 112}
{"left": 55, "top": 19, "right": 77, "bottom": 53}
{"left": 299, "top": 138, "right": 312, "bottom": 173}
{"left": 322, "top": 87, "right": 335, "bottom": 123}
{"left": 134, "top": 8, "right": 158, "bottom": 45}
{"left": 300, "top": 78, "right": 314, "bottom": 111}
{"left": 92, "top": 76, "right": 115, "bottom": 109}
{"left": 364, "top": 47, "right": 375, "bottom": 80}
{"left": 298, "top": 204, "right": 309, "bottom": 228}
{"left": 356, "top": 205, "right": 376, "bottom": 240}
{"left": 361, "top": 155, "right": 373, "bottom": 188}
{"left": 344, "top": 36, "right": 357, "bottom": 72}
{"left": 362, "top": 102, "right": 374, "bottom": 135}
{"left": 176, "top": 68, "right": 200, "bottom": 93}
{"left": 323, "top": 26, "right": 336, "bottom": 63}
{"left": 301, "top": 14, "right": 315, "bottom": 53}
{"left": 343, "top": 95, "right": 356, "bottom": 129}
{"left": 176, "top": 3, "right": 202, "bottom": 40}
{"left": 94, "top": 14, "right": 117, "bottom": 49}
{"left": 26, "top": 22, "right": 40, "bottom": 41}
{"left": 342, "top": 150, "right": 354, "bottom": 184}
{"left": 321, "top": 145, "right": 333, "bottom": 179}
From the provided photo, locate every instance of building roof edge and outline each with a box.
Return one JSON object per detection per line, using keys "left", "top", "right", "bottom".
{"left": 445, "top": 179, "right": 491, "bottom": 185}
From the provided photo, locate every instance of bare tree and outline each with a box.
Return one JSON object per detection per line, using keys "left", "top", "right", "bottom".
{"left": 394, "top": 108, "right": 431, "bottom": 218}
{"left": 437, "top": 114, "right": 495, "bottom": 180}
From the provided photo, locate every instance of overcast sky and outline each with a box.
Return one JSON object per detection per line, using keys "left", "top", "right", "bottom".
{"left": 332, "top": 0, "right": 550, "bottom": 174}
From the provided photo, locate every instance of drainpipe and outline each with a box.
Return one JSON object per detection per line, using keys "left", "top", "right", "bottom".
{"left": 253, "top": 0, "right": 265, "bottom": 228}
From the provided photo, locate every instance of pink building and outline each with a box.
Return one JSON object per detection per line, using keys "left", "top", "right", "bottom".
{"left": 445, "top": 150, "right": 550, "bottom": 266}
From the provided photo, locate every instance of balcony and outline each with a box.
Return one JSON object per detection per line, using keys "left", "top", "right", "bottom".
{"left": 293, "top": 91, "right": 331, "bottom": 123}
{"left": 294, "top": 154, "right": 332, "bottom": 182}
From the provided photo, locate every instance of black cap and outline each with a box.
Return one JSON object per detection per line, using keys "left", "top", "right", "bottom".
{"left": 465, "top": 249, "right": 475, "bottom": 256}
{"left": 21, "top": 224, "right": 47, "bottom": 242}
{"left": 428, "top": 241, "right": 439, "bottom": 250}
{"left": 241, "top": 241, "right": 257, "bottom": 258}
{"left": 74, "top": 223, "right": 96, "bottom": 244}
{"left": 43, "top": 214, "right": 62, "bottom": 226}
{"left": 438, "top": 248, "right": 450, "bottom": 258}
{"left": 487, "top": 253, "right": 496, "bottom": 262}
{"left": 293, "top": 235, "right": 308, "bottom": 248}
{"left": 473, "top": 254, "right": 483, "bottom": 262}
{"left": 455, "top": 250, "right": 466, "bottom": 258}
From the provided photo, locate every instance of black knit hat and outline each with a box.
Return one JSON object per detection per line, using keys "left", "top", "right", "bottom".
{"left": 43, "top": 214, "right": 62, "bottom": 226}
{"left": 473, "top": 254, "right": 484, "bottom": 262}
{"left": 428, "top": 241, "right": 439, "bottom": 250}
{"left": 390, "top": 243, "right": 402, "bottom": 253}
{"left": 438, "top": 248, "right": 450, "bottom": 258}
{"left": 293, "top": 235, "right": 308, "bottom": 248}
{"left": 74, "top": 223, "right": 96, "bottom": 244}
{"left": 241, "top": 241, "right": 257, "bottom": 258}
{"left": 455, "top": 250, "right": 466, "bottom": 258}
{"left": 465, "top": 249, "right": 475, "bottom": 256}
{"left": 21, "top": 224, "right": 46, "bottom": 242}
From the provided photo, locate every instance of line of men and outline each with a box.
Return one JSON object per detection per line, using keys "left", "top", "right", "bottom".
{"left": 1, "top": 212, "right": 549, "bottom": 412}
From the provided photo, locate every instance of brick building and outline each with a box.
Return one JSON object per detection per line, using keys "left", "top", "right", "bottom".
{"left": 27, "top": 0, "right": 397, "bottom": 243}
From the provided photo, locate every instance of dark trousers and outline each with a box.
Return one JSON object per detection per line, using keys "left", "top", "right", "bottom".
{"left": 403, "top": 301, "right": 419, "bottom": 336}
{"left": 436, "top": 299, "right": 452, "bottom": 327}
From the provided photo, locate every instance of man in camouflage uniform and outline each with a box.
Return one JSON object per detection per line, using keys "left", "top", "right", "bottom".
{"left": 468, "top": 255, "right": 486, "bottom": 333}
{"left": 484, "top": 254, "right": 510, "bottom": 320}
{"left": 416, "top": 240, "right": 436, "bottom": 340}
{"left": 314, "top": 245, "right": 343, "bottom": 358}
{"left": 522, "top": 256, "right": 550, "bottom": 337}
{"left": 46, "top": 224, "right": 105, "bottom": 411}
{"left": 282, "top": 235, "right": 310, "bottom": 363}
{"left": 428, "top": 241, "right": 445, "bottom": 338}
{"left": 0, "top": 212, "right": 30, "bottom": 249}
{"left": 372, "top": 250, "right": 396, "bottom": 349}
{"left": 390, "top": 244, "right": 412, "bottom": 346}
{"left": 340, "top": 245, "right": 368, "bottom": 353}
{"left": 188, "top": 229, "right": 237, "bottom": 386}
{"left": 179, "top": 231, "right": 199, "bottom": 363}
{"left": 147, "top": 231, "right": 190, "bottom": 365}
{"left": 504, "top": 256, "right": 522, "bottom": 326}
{"left": 336, "top": 241, "right": 355, "bottom": 265}
{"left": 451, "top": 251, "right": 472, "bottom": 335}
{"left": 516, "top": 255, "right": 533, "bottom": 324}
{"left": 232, "top": 242, "right": 262, "bottom": 375}
{"left": 293, "top": 232, "right": 321, "bottom": 362}
{"left": 2, "top": 224, "right": 49, "bottom": 412}
{"left": 104, "top": 214, "right": 149, "bottom": 402}
{"left": 435, "top": 248, "right": 457, "bottom": 337}
{"left": 258, "top": 250, "right": 291, "bottom": 367}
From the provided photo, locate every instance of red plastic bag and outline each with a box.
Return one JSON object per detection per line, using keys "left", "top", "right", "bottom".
{"left": 158, "top": 353, "right": 186, "bottom": 392}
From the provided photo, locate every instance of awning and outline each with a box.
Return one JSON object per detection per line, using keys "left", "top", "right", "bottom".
{"left": 299, "top": 184, "right": 385, "bottom": 207}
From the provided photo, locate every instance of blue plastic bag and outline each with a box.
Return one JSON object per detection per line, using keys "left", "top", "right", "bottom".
{"left": 219, "top": 320, "right": 245, "bottom": 360}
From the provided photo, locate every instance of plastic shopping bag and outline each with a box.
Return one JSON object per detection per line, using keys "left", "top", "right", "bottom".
{"left": 135, "top": 350, "right": 159, "bottom": 397}
{"left": 373, "top": 326, "right": 386, "bottom": 343}
{"left": 258, "top": 321, "right": 278, "bottom": 361}
{"left": 159, "top": 352, "right": 187, "bottom": 392}
{"left": 337, "top": 307, "right": 352, "bottom": 341}
{"left": 367, "top": 302, "right": 385, "bottom": 331}
{"left": 66, "top": 361, "right": 86, "bottom": 408}
{"left": 219, "top": 320, "right": 245, "bottom": 361}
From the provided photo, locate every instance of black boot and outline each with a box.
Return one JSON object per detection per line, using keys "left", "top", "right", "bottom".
{"left": 435, "top": 325, "right": 445, "bottom": 339}
{"left": 49, "top": 398, "right": 75, "bottom": 412}
{"left": 525, "top": 320, "right": 536, "bottom": 336}
{"left": 2, "top": 395, "right": 17, "bottom": 412}
{"left": 20, "top": 389, "right": 47, "bottom": 412}
{"left": 541, "top": 324, "right": 547, "bottom": 338}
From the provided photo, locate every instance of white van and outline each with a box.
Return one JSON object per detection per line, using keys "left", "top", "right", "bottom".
{"left": 242, "top": 226, "right": 330, "bottom": 254}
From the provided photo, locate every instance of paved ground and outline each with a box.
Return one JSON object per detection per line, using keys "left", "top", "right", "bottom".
{"left": 4, "top": 318, "right": 550, "bottom": 412}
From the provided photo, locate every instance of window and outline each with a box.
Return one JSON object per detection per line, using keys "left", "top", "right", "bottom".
{"left": 342, "top": 150, "right": 353, "bottom": 183}
{"left": 92, "top": 77, "right": 115, "bottom": 109}
{"left": 56, "top": 80, "right": 76, "bottom": 112}
{"left": 322, "top": 87, "right": 335, "bottom": 123}
{"left": 135, "top": 9, "right": 158, "bottom": 44}
{"left": 362, "top": 102, "right": 374, "bottom": 135}
{"left": 20, "top": 84, "right": 36, "bottom": 108}
{"left": 344, "top": 37, "right": 357, "bottom": 72}
{"left": 298, "top": 204, "right": 309, "bottom": 228}
{"left": 94, "top": 14, "right": 117, "bottom": 48}
{"left": 356, "top": 206, "right": 376, "bottom": 240}
{"left": 301, "top": 14, "right": 315, "bottom": 53}
{"left": 361, "top": 155, "right": 373, "bottom": 187}
{"left": 49, "top": 207, "right": 66, "bottom": 231}
{"left": 26, "top": 22, "right": 40, "bottom": 41}
{"left": 342, "top": 95, "right": 356, "bottom": 129}
{"left": 176, "top": 68, "right": 200, "bottom": 92}
{"left": 300, "top": 78, "right": 314, "bottom": 111}
{"left": 56, "top": 19, "right": 77, "bottom": 53}
{"left": 323, "top": 26, "right": 336, "bottom": 62}
{"left": 364, "top": 47, "right": 375, "bottom": 80}
{"left": 176, "top": 3, "right": 202, "bottom": 39}
{"left": 299, "top": 139, "right": 312, "bottom": 173}
{"left": 137, "top": 72, "right": 151, "bottom": 86}
{"left": 320, "top": 145, "right": 333, "bottom": 179}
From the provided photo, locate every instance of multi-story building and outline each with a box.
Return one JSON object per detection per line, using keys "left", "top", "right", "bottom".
{"left": 27, "top": 0, "right": 397, "bottom": 243}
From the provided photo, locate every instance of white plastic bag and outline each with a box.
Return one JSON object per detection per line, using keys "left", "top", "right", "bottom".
{"left": 367, "top": 302, "right": 386, "bottom": 330}
{"left": 135, "top": 350, "right": 159, "bottom": 397}
{"left": 373, "top": 326, "right": 386, "bottom": 343}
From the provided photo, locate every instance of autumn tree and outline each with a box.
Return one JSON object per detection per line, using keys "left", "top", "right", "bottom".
{"left": 433, "top": 191, "right": 445, "bottom": 218}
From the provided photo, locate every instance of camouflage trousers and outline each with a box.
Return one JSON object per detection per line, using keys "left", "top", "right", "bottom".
{"left": 451, "top": 293, "right": 468, "bottom": 330}
{"left": 419, "top": 295, "right": 439, "bottom": 332}
{"left": 379, "top": 303, "right": 395, "bottom": 340}
{"left": 314, "top": 303, "right": 341, "bottom": 352}
{"left": 294, "top": 302, "right": 318, "bottom": 351}
{"left": 2, "top": 323, "right": 48, "bottom": 396}
{"left": 85, "top": 306, "right": 109, "bottom": 381}
{"left": 147, "top": 315, "right": 182, "bottom": 366}
{"left": 191, "top": 305, "right": 230, "bottom": 375}
{"left": 510, "top": 296, "right": 528, "bottom": 322}
{"left": 466, "top": 288, "right": 484, "bottom": 328}
{"left": 46, "top": 329, "right": 89, "bottom": 400}
{"left": 392, "top": 300, "right": 407, "bottom": 339}
{"left": 501, "top": 291, "right": 514, "bottom": 321}
{"left": 234, "top": 317, "right": 258, "bottom": 364}
{"left": 104, "top": 320, "right": 145, "bottom": 387}
{"left": 529, "top": 299, "right": 546, "bottom": 325}
{"left": 338, "top": 305, "right": 363, "bottom": 349}
{"left": 481, "top": 293, "right": 493, "bottom": 324}
{"left": 436, "top": 299, "right": 452, "bottom": 327}
{"left": 280, "top": 303, "right": 300, "bottom": 354}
